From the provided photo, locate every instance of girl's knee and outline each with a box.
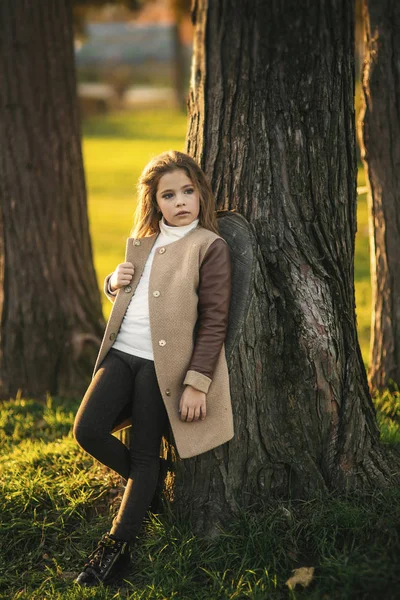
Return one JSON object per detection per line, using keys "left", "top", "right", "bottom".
{"left": 73, "top": 420, "right": 99, "bottom": 453}
{"left": 73, "top": 420, "right": 85, "bottom": 448}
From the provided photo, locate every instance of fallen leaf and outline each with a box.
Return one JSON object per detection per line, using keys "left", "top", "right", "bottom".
{"left": 285, "top": 566, "right": 315, "bottom": 589}
{"left": 62, "top": 571, "right": 77, "bottom": 581}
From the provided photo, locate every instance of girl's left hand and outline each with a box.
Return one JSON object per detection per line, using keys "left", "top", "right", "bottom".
{"left": 179, "top": 386, "right": 206, "bottom": 422}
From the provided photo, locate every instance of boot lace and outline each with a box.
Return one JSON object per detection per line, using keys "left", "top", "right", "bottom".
{"left": 85, "top": 534, "right": 124, "bottom": 575}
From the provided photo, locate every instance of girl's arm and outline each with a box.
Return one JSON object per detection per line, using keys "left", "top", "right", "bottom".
{"left": 104, "top": 262, "right": 135, "bottom": 303}
{"left": 183, "top": 238, "right": 232, "bottom": 393}
{"left": 104, "top": 272, "right": 117, "bottom": 303}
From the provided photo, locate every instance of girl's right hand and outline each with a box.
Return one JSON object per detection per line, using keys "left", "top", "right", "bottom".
{"left": 109, "top": 262, "right": 135, "bottom": 292}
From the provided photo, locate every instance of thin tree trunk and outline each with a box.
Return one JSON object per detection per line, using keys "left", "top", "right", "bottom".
{"left": 172, "top": 0, "right": 399, "bottom": 536}
{"left": 172, "top": 0, "right": 192, "bottom": 111}
{"left": 358, "top": 0, "right": 400, "bottom": 392}
{"left": 172, "top": 20, "right": 186, "bottom": 112}
{"left": 0, "top": 0, "right": 104, "bottom": 399}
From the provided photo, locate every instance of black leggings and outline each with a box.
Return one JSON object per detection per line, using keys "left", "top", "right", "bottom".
{"left": 73, "top": 347, "right": 169, "bottom": 542}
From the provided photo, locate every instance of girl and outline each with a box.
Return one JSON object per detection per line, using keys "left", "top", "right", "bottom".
{"left": 73, "top": 150, "right": 234, "bottom": 587}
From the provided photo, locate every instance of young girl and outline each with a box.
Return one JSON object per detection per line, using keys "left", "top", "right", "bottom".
{"left": 73, "top": 150, "right": 234, "bottom": 587}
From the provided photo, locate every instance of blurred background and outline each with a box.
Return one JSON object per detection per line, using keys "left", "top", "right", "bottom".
{"left": 74, "top": 0, "right": 193, "bottom": 114}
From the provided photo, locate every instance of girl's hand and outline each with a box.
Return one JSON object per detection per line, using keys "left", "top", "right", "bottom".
{"left": 110, "top": 262, "right": 135, "bottom": 292}
{"left": 179, "top": 385, "right": 206, "bottom": 422}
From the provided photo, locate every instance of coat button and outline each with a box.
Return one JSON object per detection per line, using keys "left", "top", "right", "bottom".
{"left": 134, "top": 240, "right": 141, "bottom": 246}
{"left": 153, "top": 290, "right": 160, "bottom": 297}
{"left": 165, "top": 389, "right": 171, "bottom": 396}
{"left": 158, "top": 247, "right": 166, "bottom": 254}
{"left": 109, "top": 333, "right": 116, "bottom": 340}
{"left": 158, "top": 339, "right": 166, "bottom": 346}
{"left": 125, "top": 285, "right": 132, "bottom": 293}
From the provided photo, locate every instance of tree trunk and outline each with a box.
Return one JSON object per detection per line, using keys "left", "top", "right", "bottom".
{"left": 0, "top": 0, "right": 105, "bottom": 399}
{"left": 358, "top": 0, "right": 400, "bottom": 392}
{"left": 172, "top": 20, "right": 187, "bottom": 112}
{"left": 172, "top": 0, "right": 400, "bottom": 536}
{"left": 172, "top": 0, "right": 192, "bottom": 112}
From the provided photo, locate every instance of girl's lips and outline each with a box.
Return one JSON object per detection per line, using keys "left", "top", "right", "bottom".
{"left": 176, "top": 212, "right": 190, "bottom": 216}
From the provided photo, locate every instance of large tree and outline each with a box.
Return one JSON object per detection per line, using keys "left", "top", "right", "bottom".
{"left": 171, "top": 0, "right": 400, "bottom": 535}
{"left": 0, "top": 1, "right": 104, "bottom": 399}
{"left": 358, "top": 0, "right": 400, "bottom": 392}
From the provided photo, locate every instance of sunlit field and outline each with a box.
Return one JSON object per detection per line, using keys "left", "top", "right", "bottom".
{"left": 355, "top": 167, "right": 371, "bottom": 369}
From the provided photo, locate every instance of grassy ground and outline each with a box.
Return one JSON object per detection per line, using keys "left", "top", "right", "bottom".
{"left": 1, "top": 109, "right": 399, "bottom": 599}
{"left": 1, "top": 393, "right": 399, "bottom": 599}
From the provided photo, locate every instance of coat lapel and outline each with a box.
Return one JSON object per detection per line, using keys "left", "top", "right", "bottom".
{"left": 92, "top": 233, "right": 159, "bottom": 378}
{"left": 119, "top": 233, "right": 159, "bottom": 309}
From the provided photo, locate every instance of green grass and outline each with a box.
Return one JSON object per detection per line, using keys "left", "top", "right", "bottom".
{"left": 355, "top": 164, "right": 372, "bottom": 369}
{"left": 1, "top": 393, "right": 399, "bottom": 599}
{"left": 1, "top": 109, "right": 397, "bottom": 598}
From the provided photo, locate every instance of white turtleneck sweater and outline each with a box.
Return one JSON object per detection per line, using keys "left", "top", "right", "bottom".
{"left": 111, "top": 215, "right": 200, "bottom": 360}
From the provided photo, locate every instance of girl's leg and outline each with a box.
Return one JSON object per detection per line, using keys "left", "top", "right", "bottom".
{"left": 73, "top": 348, "right": 135, "bottom": 480}
{"left": 110, "top": 357, "right": 169, "bottom": 542}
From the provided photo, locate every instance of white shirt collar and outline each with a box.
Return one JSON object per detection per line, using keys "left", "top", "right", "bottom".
{"left": 158, "top": 215, "right": 199, "bottom": 240}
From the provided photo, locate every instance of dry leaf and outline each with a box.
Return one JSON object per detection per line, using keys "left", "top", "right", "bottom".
{"left": 285, "top": 566, "right": 315, "bottom": 589}
{"left": 62, "top": 571, "right": 78, "bottom": 581}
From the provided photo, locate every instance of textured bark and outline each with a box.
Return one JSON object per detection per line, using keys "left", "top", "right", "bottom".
{"left": 0, "top": 1, "right": 104, "bottom": 399}
{"left": 170, "top": 0, "right": 400, "bottom": 536}
{"left": 358, "top": 0, "right": 400, "bottom": 391}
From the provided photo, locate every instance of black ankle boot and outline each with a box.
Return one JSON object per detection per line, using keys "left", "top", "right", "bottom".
{"left": 74, "top": 532, "right": 130, "bottom": 587}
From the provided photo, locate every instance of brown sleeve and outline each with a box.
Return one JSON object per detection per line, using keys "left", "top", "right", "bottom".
{"left": 183, "top": 238, "right": 232, "bottom": 393}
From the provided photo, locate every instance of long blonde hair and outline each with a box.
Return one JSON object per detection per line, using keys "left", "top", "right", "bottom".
{"left": 130, "top": 150, "right": 219, "bottom": 238}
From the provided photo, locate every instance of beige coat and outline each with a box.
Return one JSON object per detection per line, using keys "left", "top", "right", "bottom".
{"left": 92, "top": 225, "right": 234, "bottom": 459}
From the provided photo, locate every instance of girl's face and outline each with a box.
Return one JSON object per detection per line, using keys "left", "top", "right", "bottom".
{"left": 155, "top": 168, "right": 200, "bottom": 227}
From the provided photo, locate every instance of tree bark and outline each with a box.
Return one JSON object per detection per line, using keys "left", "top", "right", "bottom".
{"left": 0, "top": 0, "right": 105, "bottom": 399}
{"left": 358, "top": 0, "right": 400, "bottom": 392}
{"left": 171, "top": 0, "right": 400, "bottom": 536}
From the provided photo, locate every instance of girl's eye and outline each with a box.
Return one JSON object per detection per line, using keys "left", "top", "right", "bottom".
{"left": 162, "top": 193, "right": 173, "bottom": 199}
{"left": 185, "top": 188, "right": 194, "bottom": 194}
